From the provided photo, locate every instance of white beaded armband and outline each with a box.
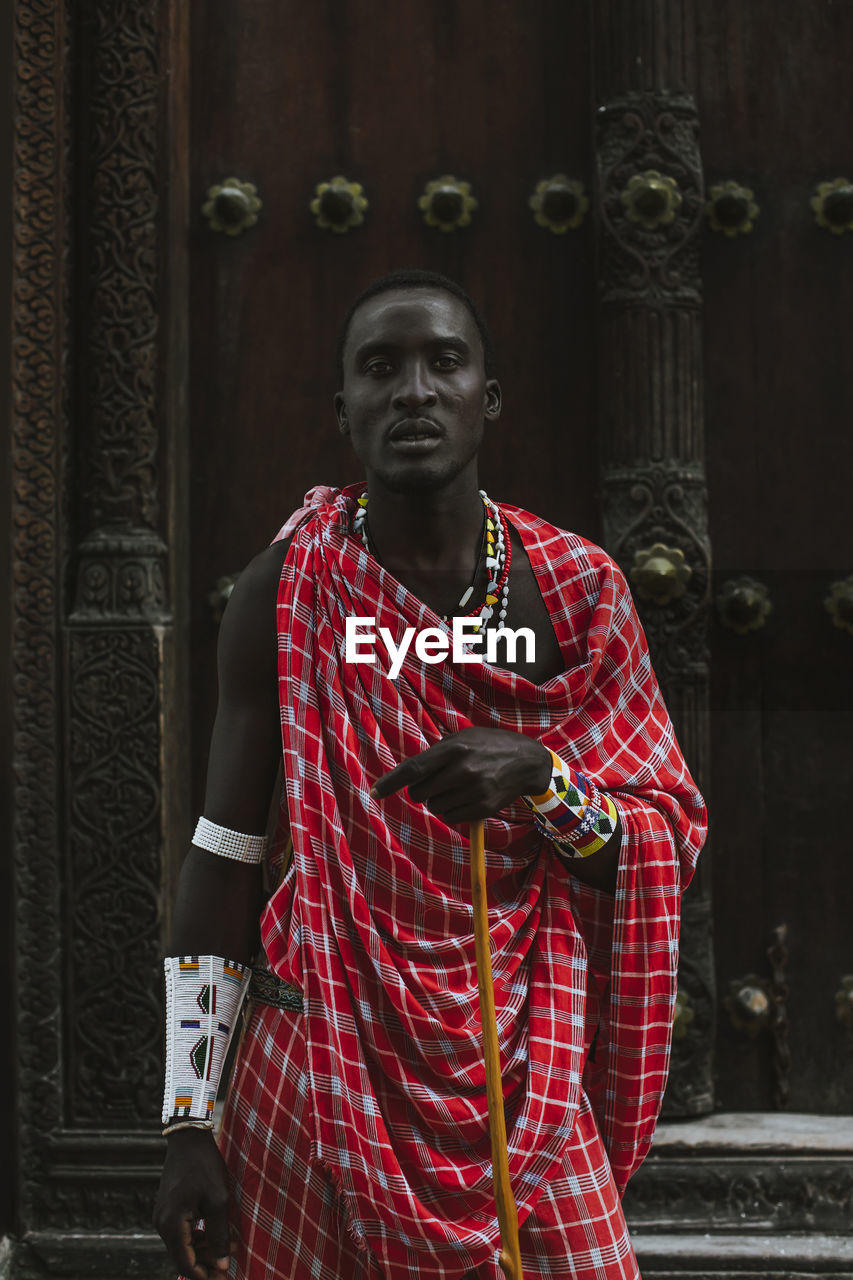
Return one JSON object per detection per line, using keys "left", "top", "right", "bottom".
{"left": 162, "top": 954, "right": 251, "bottom": 1125}
{"left": 193, "top": 816, "right": 266, "bottom": 864}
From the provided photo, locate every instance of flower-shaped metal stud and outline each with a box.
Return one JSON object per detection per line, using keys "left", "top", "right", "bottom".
{"left": 825, "top": 576, "right": 853, "bottom": 634}
{"left": 811, "top": 178, "right": 853, "bottom": 235}
{"left": 418, "top": 175, "right": 478, "bottom": 232}
{"left": 707, "top": 180, "right": 760, "bottom": 237}
{"left": 529, "top": 175, "right": 589, "bottom": 233}
{"left": 310, "top": 176, "right": 369, "bottom": 233}
{"left": 835, "top": 976, "right": 853, "bottom": 1029}
{"left": 724, "top": 975, "right": 772, "bottom": 1037}
{"left": 716, "top": 576, "right": 772, "bottom": 633}
{"left": 672, "top": 987, "right": 695, "bottom": 1041}
{"left": 201, "top": 178, "right": 262, "bottom": 236}
{"left": 630, "top": 543, "right": 692, "bottom": 605}
{"left": 620, "top": 169, "right": 682, "bottom": 230}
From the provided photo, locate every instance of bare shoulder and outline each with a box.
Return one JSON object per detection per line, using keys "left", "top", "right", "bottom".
{"left": 202, "top": 536, "right": 294, "bottom": 825}
{"left": 223, "top": 537, "right": 294, "bottom": 617}
{"left": 217, "top": 536, "right": 294, "bottom": 694}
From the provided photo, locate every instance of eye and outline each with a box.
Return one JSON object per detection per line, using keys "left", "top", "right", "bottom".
{"left": 363, "top": 357, "right": 393, "bottom": 375}
{"left": 434, "top": 353, "right": 462, "bottom": 370}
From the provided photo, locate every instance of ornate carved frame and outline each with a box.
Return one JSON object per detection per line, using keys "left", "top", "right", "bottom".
{"left": 10, "top": 1, "right": 188, "bottom": 1274}
{"left": 591, "top": 0, "right": 715, "bottom": 1120}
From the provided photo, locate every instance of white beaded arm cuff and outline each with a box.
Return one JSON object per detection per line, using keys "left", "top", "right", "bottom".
{"left": 192, "top": 816, "right": 266, "bottom": 864}
{"left": 162, "top": 954, "right": 251, "bottom": 1125}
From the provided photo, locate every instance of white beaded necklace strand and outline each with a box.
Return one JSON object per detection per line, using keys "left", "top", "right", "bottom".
{"left": 352, "top": 489, "right": 511, "bottom": 643}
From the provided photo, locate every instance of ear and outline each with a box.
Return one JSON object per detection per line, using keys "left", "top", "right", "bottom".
{"left": 484, "top": 379, "right": 502, "bottom": 422}
{"left": 334, "top": 391, "right": 349, "bottom": 435}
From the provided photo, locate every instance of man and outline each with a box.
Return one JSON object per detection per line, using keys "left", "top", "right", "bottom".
{"left": 153, "top": 269, "right": 706, "bottom": 1280}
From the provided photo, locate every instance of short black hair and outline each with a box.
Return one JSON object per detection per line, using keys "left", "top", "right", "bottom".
{"left": 335, "top": 268, "right": 497, "bottom": 384}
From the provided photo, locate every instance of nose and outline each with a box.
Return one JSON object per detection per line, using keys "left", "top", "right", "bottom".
{"left": 391, "top": 359, "right": 438, "bottom": 412}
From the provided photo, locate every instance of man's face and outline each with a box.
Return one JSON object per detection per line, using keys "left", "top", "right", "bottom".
{"left": 335, "top": 288, "right": 501, "bottom": 493}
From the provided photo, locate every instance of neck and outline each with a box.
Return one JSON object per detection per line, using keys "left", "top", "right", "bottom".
{"left": 363, "top": 475, "right": 486, "bottom": 573}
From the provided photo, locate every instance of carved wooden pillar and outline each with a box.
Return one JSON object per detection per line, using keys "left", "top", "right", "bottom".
{"left": 11, "top": 0, "right": 188, "bottom": 1273}
{"left": 10, "top": 0, "right": 67, "bottom": 1262}
{"left": 591, "top": 0, "right": 715, "bottom": 1115}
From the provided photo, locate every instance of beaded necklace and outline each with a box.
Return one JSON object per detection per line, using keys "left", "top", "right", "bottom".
{"left": 352, "top": 488, "right": 512, "bottom": 638}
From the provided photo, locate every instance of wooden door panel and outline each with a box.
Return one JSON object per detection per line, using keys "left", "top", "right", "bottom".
{"left": 698, "top": 0, "right": 853, "bottom": 1111}
{"left": 189, "top": 0, "right": 853, "bottom": 1113}
{"left": 189, "top": 1, "right": 596, "bottom": 807}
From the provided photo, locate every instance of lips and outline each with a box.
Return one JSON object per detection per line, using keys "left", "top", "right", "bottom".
{"left": 388, "top": 418, "right": 443, "bottom": 442}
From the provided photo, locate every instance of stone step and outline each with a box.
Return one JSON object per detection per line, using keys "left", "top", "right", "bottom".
{"left": 632, "top": 1231, "right": 853, "bottom": 1278}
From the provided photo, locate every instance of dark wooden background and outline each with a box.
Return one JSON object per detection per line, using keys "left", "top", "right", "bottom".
{"left": 698, "top": 1, "right": 853, "bottom": 1111}
{"left": 188, "top": 0, "right": 853, "bottom": 1114}
{"left": 188, "top": 1, "right": 598, "bottom": 816}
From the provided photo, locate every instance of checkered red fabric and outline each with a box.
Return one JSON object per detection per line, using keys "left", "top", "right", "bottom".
{"left": 219, "top": 1002, "right": 640, "bottom": 1280}
{"left": 253, "top": 482, "right": 705, "bottom": 1278}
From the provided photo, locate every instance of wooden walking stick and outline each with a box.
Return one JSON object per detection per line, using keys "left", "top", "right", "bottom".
{"left": 469, "top": 818, "right": 524, "bottom": 1280}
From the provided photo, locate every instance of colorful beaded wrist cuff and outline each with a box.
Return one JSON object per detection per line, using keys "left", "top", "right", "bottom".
{"left": 162, "top": 954, "right": 251, "bottom": 1124}
{"left": 192, "top": 816, "right": 266, "bottom": 864}
{"left": 522, "top": 749, "right": 619, "bottom": 859}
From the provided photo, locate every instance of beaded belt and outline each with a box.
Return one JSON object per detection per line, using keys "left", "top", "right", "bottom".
{"left": 249, "top": 967, "right": 304, "bottom": 1013}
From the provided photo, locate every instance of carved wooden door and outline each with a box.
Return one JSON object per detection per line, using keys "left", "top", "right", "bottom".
{"left": 591, "top": 0, "right": 853, "bottom": 1116}
{"left": 187, "top": 0, "right": 715, "bottom": 1117}
{"left": 11, "top": 3, "right": 853, "bottom": 1274}
{"left": 188, "top": 0, "right": 853, "bottom": 1117}
{"left": 697, "top": 1, "right": 853, "bottom": 1113}
{"left": 188, "top": 5, "right": 599, "bottom": 805}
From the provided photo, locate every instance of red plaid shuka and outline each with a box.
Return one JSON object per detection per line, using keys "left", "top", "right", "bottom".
{"left": 238, "top": 481, "right": 705, "bottom": 1277}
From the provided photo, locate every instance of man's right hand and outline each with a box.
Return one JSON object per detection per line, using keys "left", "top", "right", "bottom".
{"left": 153, "top": 1128, "right": 236, "bottom": 1280}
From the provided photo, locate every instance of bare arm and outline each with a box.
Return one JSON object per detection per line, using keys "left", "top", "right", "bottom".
{"left": 169, "top": 538, "right": 293, "bottom": 960}
{"left": 154, "top": 535, "right": 292, "bottom": 1280}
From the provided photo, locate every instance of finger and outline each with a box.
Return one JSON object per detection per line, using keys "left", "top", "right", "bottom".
{"left": 407, "top": 765, "right": 464, "bottom": 805}
{"left": 200, "top": 1201, "right": 233, "bottom": 1270}
{"left": 441, "top": 805, "right": 481, "bottom": 825}
{"left": 193, "top": 1234, "right": 230, "bottom": 1274}
{"left": 431, "top": 789, "right": 500, "bottom": 823}
{"left": 423, "top": 788, "right": 476, "bottom": 821}
{"left": 173, "top": 1216, "right": 207, "bottom": 1280}
{"left": 370, "top": 743, "right": 447, "bottom": 799}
